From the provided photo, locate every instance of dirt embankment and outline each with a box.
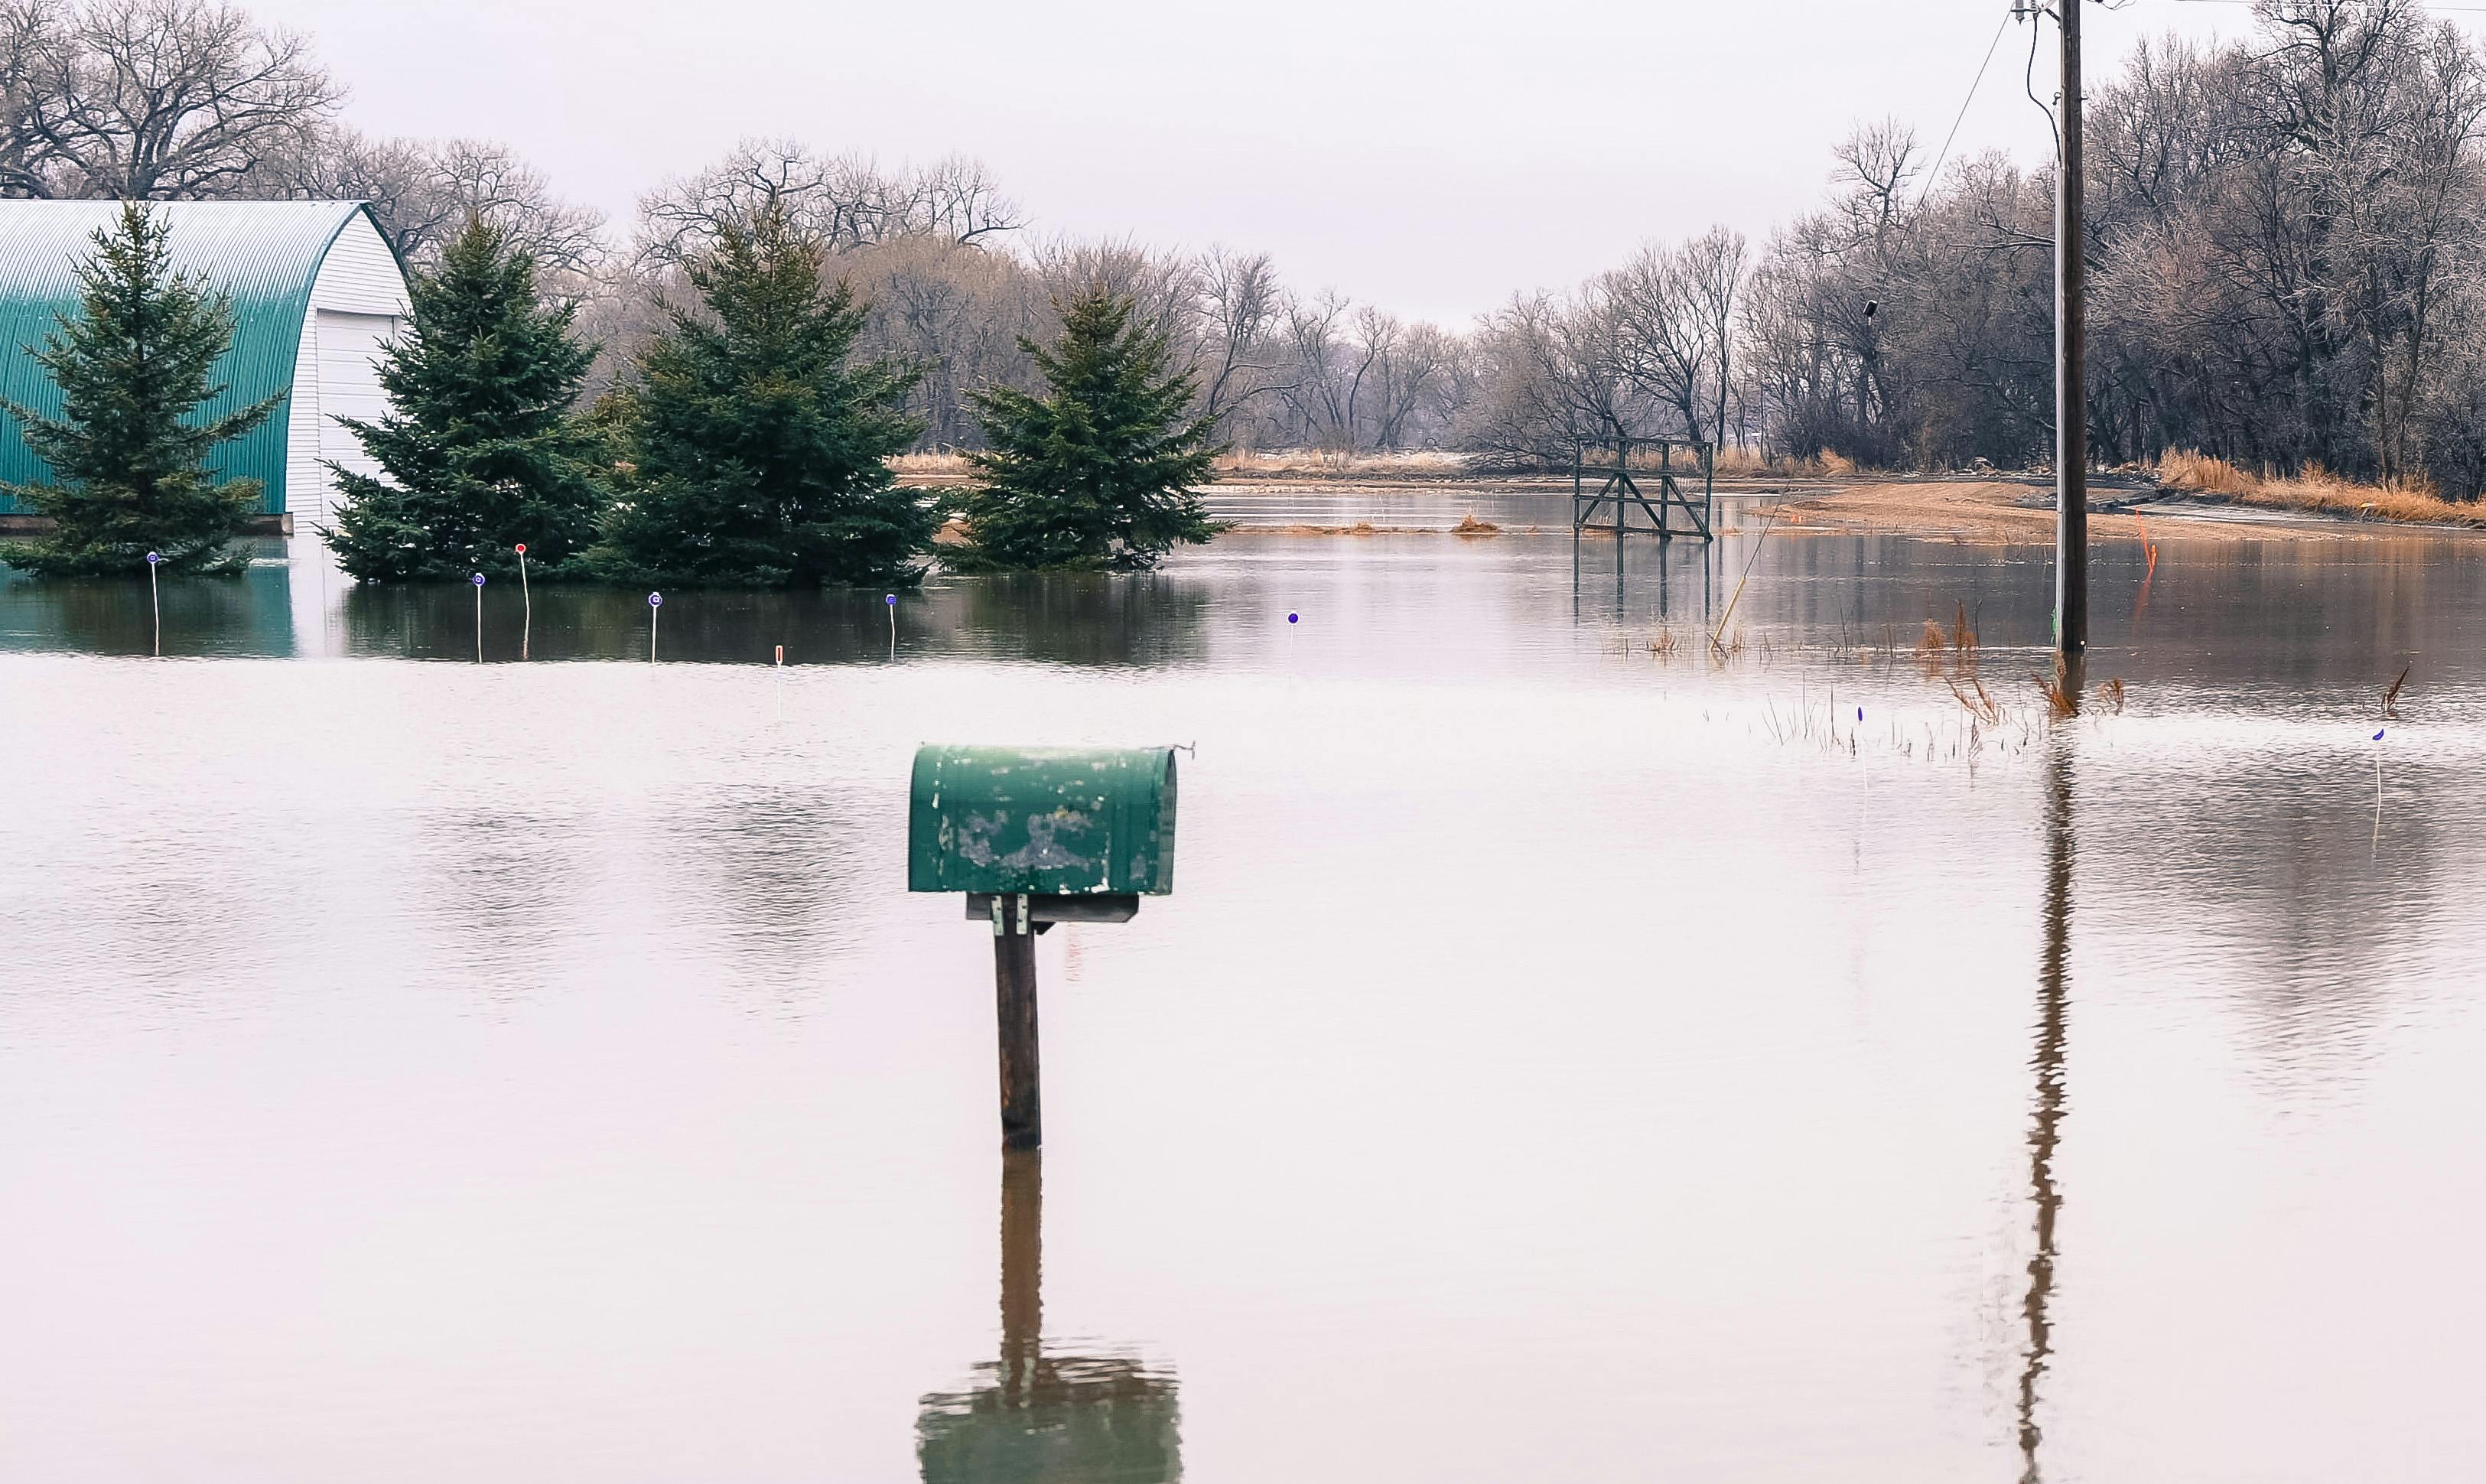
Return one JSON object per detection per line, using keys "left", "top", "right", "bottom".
{"left": 896, "top": 459, "right": 2484, "bottom": 544}
{"left": 1769, "top": 478, "right": 2484, "bottom": 544}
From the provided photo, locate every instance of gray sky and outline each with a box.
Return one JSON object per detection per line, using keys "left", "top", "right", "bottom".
{"left": 259, "top": 0, "right": 2286, "bottom": 323}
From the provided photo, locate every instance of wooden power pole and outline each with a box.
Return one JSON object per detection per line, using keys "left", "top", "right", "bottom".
{"left": 2054, "top": 0, "right": 2088, "bottom": 659}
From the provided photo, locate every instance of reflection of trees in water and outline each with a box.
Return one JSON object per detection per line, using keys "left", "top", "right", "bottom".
{"left": 2089, "top": 757, "right": 2432, "bottom": 1071}
{"left": 408, "top": 808, "right": 585, "bottom": 994}
{"left": 664, "top": 780, "right": 873, "bottom": 995}
{"left": 917, "top": 1150, "right": 1181, "bottom": 1484}
{"left": 565, "top": 588, "right": 887, "bottom": 665}
{"left": 346, "top": 583, "right": 847, "bottom": 663}
{"left": 337, "top": 577, "right": 1207, "bottom": 668}
{"left": 1725, "top": 538, "right": 2023, "bottom": 642}
{"left": 0, "top": 562, "right": 295, "bottom": 656}
{"left": 2019, "top": 740, "right": 2074, "bottom": 1482}
{"left": 2105, "top": 540, "right": 2477, "bottom": 686}
{"left": 951, "top": 572, "right": 1209, "bottom": 668}
{"left": 342, "top": 582, "right": 662, "bottom": 662}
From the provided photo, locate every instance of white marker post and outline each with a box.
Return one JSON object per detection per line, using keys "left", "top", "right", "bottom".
{"left": 470, "top": 572, "right": 486, "bottom": 661}
{"left": 649, "top": 591, "right": 662, "bottom": 660}
{"left": 515, "top": 542, "right": 531, "bottom": 660}
{"left": 144, "top": 551, "right": 161, "bottom": 656}
{"left": 2373, "top": 727, "right": 2387, "bottom": 857}
{"left": 885, "top": 592, "right": 898, "bottom": 657}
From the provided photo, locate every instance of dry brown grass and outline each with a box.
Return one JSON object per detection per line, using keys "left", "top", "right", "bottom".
{"left": 2156, "top": 449, "right": 2486, "bottom": 528}
{"left": 890, "top": 451, "right": 971, "bottom": 478}
{"left": 1946, "top": 673, "right": 2004, "bottom": 724}
{"left": 1216, "top": 449, "right": 1473, "bottom": 477}
{"left": 1451, "top": 513, "right": 1501, "bottom": 536}
{"left": 1263, "top": 520, "right": 1391, "bottom": 536}
{"left": 893, "top": 445, "right": 1848, "bottom": 486}
{"left": 1914, "top": 603, "right": 1986, "bottom": 697}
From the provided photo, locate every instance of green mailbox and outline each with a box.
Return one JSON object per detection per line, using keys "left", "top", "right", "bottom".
{"left": 909, "top": 744, "right": 1182, "bottom": 1150}
{"left": 909, "top": 745, "right": 1178, "bottom": 907}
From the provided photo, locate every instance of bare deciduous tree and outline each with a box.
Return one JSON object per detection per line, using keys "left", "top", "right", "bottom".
{"left": 0, "top": 0, "right": 339, "bottom": 199}
{"left": 267, "top": 128, "right": 606, "bottom": 276}
{"left": 634, "top": 138, "right": 1021, "bottom": 267}
{"left": 1193, "top": 246, "right": 1286, "bottom": 428}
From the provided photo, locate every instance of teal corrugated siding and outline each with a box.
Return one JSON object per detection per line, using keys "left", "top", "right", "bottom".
{"left": 0, "top": 200, "right": 381, "bottom": 516}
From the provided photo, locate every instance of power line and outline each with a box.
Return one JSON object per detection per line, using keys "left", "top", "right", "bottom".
{"left": 2027, "top": 8, "right": 2061, "bottom": 164}
{"left": 1939, "top": 0, "right": 2477, "bottom": 201}
{"left": 2158, "top": 0, "right": 2486, "bottom": 11}
{"left": 1920, "top": 11, "right": 2016, "bottom": 205}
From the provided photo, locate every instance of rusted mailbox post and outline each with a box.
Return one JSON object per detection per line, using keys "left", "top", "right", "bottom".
{"left": 909, "top": 746, "right": 1178, "bottom": 1149}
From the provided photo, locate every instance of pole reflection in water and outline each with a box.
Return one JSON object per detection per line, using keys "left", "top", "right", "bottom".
{"left": 916, "top": 1150, "right": 1180, "bottom": 1484}
{"left": 2019, "top": 734, "right": 2075, "bottom": 1483}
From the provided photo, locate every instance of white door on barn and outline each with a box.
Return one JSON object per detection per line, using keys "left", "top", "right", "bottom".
{"left": 311, "top": 311, "right": 400, "bottom": 525}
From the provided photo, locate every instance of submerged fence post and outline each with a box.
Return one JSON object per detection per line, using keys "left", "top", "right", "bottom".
{"left": 1571, "top": 443, "right": 1582, "bottom": 588}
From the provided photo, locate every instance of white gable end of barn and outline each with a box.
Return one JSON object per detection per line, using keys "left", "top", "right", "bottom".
{"left": 285, "top": 212, "right": 410, "bottom": 533}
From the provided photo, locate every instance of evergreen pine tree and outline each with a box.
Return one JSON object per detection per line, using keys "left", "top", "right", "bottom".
{"left": 587, "top": 204, "right": 930, "bottom": 588}
{"left": 0, "top": 203, "right": 278, "bottom": 577}
{"left": 955, "top": 290, "right": 1225, "bottom": 572}
{"left": 323, "top": 217, "right": 607, "bottom": 581}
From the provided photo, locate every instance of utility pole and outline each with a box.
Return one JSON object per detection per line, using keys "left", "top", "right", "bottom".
{"left": 2054, "top": 0, "right": 2088, "bottom": 660}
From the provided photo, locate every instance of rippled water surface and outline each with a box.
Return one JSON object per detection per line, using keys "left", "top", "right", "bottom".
{"left": 3, "top": 525, "right": 2483, "bottom": 1482}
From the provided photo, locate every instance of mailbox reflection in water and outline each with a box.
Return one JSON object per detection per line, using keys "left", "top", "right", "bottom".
{"left": 916, "top": 1151, "right": 1181, "bottom": 1484}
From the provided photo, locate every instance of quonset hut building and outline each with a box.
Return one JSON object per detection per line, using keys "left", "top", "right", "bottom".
{"left": 0, "top": 200, "right": 409, "bottom": 535}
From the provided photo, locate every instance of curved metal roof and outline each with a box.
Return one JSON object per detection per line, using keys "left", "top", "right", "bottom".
{"left": 0, "top": 200, "right": 390, "bottom": 516}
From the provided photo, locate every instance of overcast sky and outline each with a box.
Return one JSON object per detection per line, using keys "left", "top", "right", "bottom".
{"left": 252, "top": 0, "right": 2313, "bottom": 323}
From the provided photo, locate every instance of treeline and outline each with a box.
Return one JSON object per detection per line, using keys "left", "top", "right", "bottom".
{"left": 2, "top": 202, "right": 1222, "bottom": 582}
{"left": 9, "top": 0, "right": 2486, "bottom": 493}
{"left": 1739, "top": 0, "right": 2486, "bottom": 493}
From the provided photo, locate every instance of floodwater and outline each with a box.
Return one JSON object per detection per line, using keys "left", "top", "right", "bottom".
{"left": 2, "top": 521, "right": 2482, "bottom": 1482}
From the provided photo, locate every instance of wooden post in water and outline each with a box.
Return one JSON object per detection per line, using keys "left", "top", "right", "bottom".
{"left": 994, "top": 893, "right": 1042, "bottom": 1149}
{"left": 911, "top": 749, "right": 1173, "bottom": 1152}
{"left": 998, "top": 1146, "right": 1043, "bottom": 1402}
